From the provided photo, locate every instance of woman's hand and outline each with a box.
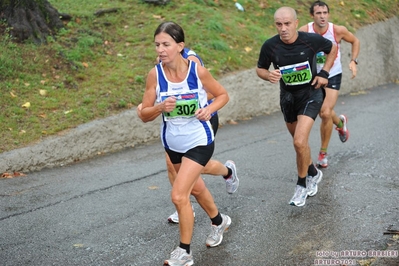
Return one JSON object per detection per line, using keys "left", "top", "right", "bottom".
{"left": 162, "top": 96, "right": 177, "bottom": 112}
{"left": 195, "top": 107, "right": 212, "bottom": 121}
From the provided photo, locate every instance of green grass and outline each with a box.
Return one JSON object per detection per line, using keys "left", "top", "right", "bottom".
{"left": 1, "top": 0, "right": 398, "bottom": 153}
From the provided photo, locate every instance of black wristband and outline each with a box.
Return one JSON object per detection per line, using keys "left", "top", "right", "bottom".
{"left": 317, "top": 69, "right": 329, "bottom": 79}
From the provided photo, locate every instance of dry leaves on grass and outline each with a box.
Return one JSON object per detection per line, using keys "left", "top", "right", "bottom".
{"left": 21, "top": 102, "right": 31, "bottom": 108}
{"left": 227, "top": 120, "right": 238, "bottom": 125}
{"left": 1, "top": 172, "right": 27, "bottom": 179}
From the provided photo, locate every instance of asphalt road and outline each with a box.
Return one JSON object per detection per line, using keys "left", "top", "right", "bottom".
{"left": 1, "top": 84, "right": 398, "bottom": 266}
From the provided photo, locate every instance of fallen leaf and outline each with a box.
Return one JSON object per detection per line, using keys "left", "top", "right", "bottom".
{"left": 1, "top": 173, "right": 13, "bottom": 178}
{"left": 19, "top": 130, "right": 26, "bottom": 135}
{"left": 152, "top": 15, "right": 162, "bottom": 19}
{"left": 39, "top": 89, "right": 47, "bottom": 96}
{"left": 82, "top": 62, "right": 89, "bottom": 68}
{"left": 24, "top": 83, "right": 30, "bottom": 87}
{"left": 148, "top": 186, "right": 159, "bottom": 190}
{"left": 13, "top": 172, "right": 26, "bottom": 177}
{"left": 40, "top": 80, "right": 46, "bottom": 85}
{"left": 64, "top": 110, "right": 73, "bottom": 114}
{"left": 39, "top": 113, "right": 47, "bottom": 118}
{"left": 22, "top": 102, "right": 31, "bottom": 108}
{"left": 245, "top": 46, "right": 252, "bottom": 52}
{"left": 350, "top": 90, "right": 368, "bottom": 96}
{"left": 10, "top": 91, "right": 17, "bottom": 98}
{"left": 259, "top": 1, "right": 268, "bottom": 9}
{"left": 73, "top": 244, "right": 84, "bottom": 248}
{"left": 1, "top": 172, "right": 26, "bottom": 178}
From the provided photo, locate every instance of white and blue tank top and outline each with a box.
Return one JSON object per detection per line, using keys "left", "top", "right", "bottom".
{"left": 155, "top": 61, "right": 214, "bottom": 153}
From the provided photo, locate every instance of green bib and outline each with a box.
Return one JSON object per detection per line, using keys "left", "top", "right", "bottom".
{"left": 162, "top": 92, "right": 199, "bottom": 120}
{"left": 279, "top": 61, "right": 312, "bottom": 86}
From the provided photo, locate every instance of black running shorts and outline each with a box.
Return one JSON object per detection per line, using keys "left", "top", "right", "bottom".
{"left": 326, "top": 73, "right": 342, "bottom": 90}
{"left": 165, "top": 141, "right": 214, "bottom": 167}
{"left": 280, "top": 86, "right": 325, "bottom": 123}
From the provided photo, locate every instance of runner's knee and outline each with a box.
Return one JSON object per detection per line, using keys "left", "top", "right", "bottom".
{"left": 171, "top": 190, "right": 190, "bottom": 206}
{"left": 319, "top": 107, "right": 333, "bottom": 120}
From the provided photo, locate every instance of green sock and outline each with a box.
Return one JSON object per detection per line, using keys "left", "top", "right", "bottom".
{"left": 320, "top": 148, "right": 327, "bottom": 153}
{"left": 337, "top": 120, "right": 343, "bottom": 129}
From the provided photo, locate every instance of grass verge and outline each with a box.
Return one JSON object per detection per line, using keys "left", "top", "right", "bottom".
{"left": 1, "top": 0, "right": 398, "bottom": 153}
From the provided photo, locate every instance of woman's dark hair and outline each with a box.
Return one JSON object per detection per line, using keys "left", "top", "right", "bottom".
{"left": 309, "top": 1, "right": 329, "bottom": 15}
{"left": 154, "top": 21, "right": 185, "bottom": 44}
{"left": 154, "top": 21, "right": 185, "bottom": 55}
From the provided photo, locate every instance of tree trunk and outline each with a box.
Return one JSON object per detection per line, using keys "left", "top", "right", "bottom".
{"left": 0, "top": 0, "right": 65, "bottom": 44}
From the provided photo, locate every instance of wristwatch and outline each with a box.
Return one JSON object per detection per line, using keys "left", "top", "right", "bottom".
{"left": 351, "top": 58, "right": 358, "bottom": 64}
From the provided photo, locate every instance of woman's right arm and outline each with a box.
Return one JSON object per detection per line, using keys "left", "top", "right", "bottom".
{"left": 140, "top": 68, "right": 163, "bottom": 122}
{"left": 140, "top": 68, "right": 176, "bottom": 122}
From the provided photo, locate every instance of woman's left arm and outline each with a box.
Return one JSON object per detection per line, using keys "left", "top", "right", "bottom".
{"left": 195, "top": 66, "right": 229, "bottom": 120}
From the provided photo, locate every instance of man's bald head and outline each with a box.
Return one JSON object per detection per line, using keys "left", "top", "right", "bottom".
{"left": 274, "top": 6, "right": 299, "bottom": 44}
{"left": 274, "top": 6, "right": 297, "bottom": 20}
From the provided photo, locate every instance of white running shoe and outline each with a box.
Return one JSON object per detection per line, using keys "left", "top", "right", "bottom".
{"left": 336, "top": 114, "right": 349, "bottom": 143}
{"left": 167, "top": 211, "right": 179, "bottom": 224}
{"left": 317, "top": 151, "right": 328, "bottom": 168}
{"left": 224, "top": 160, "right": 239, "bottom": 194}
{"left": 307, "top": 168, "right": 323, "bottom": 197}
{"left": 167, "top": 205, "right": 195, "bottom": 224}
{"left": 206, "top": 213, "right": 231, "bottom": 247}
{"left": 163, "top": 246, "right": 193, "bottom": 266}
{"left": 289, "top": 185, "right": 308, "bottom": 207}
